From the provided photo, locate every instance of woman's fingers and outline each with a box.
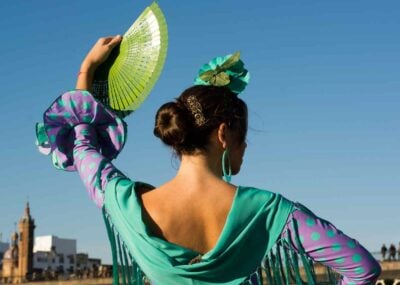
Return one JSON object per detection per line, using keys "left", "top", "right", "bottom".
{"left": 82, "top": 35, "right": 123, "bottom": 70}
{"left": 98, "top": 35, "right": 122, "bottom": 48}
{"left": 107, "top": 35, "right": 123, "bottom": 47}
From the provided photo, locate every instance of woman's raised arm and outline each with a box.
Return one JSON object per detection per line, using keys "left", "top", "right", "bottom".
{"left": 76, "top": 35, "right": 122, "bottom": 91}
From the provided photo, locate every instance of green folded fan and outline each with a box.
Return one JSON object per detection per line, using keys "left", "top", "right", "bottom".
{"left": 92, "top": 2, "right": 168, "bottom": 118}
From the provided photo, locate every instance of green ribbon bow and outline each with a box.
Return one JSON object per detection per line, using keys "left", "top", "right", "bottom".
{"left": 194, "top": 52, "right": 250, "bottom": 94}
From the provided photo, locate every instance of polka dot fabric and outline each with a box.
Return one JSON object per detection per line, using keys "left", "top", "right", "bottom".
{"left": 73, "top": 124, "right": 124, "bottom": 208}
{"left": 41, "top": 90, "right": 127, "bottom": 171}
{"left": 282, "top": 203, "right": 381, "bottom": 284}
{"left": 38, "top": 90, "right": 127, "bottom": 207}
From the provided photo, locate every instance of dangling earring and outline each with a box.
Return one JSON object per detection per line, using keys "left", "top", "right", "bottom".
{"left": 222, "top": 148, "right": 232, "bottom": 183}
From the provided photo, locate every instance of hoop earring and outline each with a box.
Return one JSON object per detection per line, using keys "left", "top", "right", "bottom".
{"left": 222, "top": 149, "right": 232, "bottom": 183}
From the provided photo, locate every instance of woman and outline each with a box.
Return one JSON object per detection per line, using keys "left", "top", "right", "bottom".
{"left": 38, "top": 36, "right": 381, "bottom": 284}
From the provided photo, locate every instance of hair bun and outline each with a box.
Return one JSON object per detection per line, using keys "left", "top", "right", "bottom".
{"left": 154, "top": 85, "right": 248, "bottom": 155}
{"left": 153, "top": 102, "right": 191, "bottom": 148}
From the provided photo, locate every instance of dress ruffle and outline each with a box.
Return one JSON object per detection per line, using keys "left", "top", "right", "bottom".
{"left": 36, "top": 90, "right": 127, "bottom": 171}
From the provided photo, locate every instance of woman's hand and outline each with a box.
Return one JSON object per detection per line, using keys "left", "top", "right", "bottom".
{"left": 80, "top": 35, "right": 122, "bottom": 72}
{"left": 76, "top": 35, "right": 123, "bottom": 90}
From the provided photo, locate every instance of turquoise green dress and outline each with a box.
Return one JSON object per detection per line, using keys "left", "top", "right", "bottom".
{"left": 37, "top": 91, "right": 380, "bottom": 285}
{"left": 104, "top": 177, "right": 293, "bottom": 285}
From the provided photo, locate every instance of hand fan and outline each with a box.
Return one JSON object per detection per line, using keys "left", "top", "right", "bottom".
{"left": 92, "top": 2, "right": 168, "bottom": 118}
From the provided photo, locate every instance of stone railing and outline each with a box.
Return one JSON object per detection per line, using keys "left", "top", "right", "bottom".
{"left": 376, "top": 279, "right": 400, "bottom": 285}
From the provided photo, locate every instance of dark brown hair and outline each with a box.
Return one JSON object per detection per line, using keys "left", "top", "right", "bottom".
{"left": 154, "top": 85, "right": 247, "bottom": 155}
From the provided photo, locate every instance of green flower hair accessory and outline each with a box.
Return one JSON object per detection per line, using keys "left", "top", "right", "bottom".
{"left": 194, "top": 52, "right": 250, "bottom": 94}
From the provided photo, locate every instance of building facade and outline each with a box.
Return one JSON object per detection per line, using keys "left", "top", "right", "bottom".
{"left": 1, "top": 203, "right": 106, "bottom": 282}
{"left": 33, "top": 235, "right": 77, "bottom": 273}
{"left": 1, "top": 203, "right": 35, "bottom": 283}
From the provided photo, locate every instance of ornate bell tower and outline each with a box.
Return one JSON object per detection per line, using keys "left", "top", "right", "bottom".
{"left": 17, "top": 202, "right": 35, "bottom": 282}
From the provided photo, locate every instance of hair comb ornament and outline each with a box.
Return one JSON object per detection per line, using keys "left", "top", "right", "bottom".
{"left": 194, "top": 52, "right": 250, "bottom": 94}
{"left": 186, "top": 96, "right": 206, "bottom": 126}
{"left": 92, "top": 2, "right": 168, "bottom": 118}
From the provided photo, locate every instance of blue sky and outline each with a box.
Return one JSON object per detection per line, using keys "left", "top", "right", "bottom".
{"left": 0, "top": 0, "right": 398, "bottom": 263}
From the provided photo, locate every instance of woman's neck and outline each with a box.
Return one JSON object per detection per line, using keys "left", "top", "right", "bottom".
{"left": 175, "top": 153, "right": 222, "bottom": 184}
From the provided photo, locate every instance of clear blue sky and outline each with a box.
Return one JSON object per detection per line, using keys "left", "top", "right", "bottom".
{"left": 0, "top": 0, "right": 398, "bottom": 263}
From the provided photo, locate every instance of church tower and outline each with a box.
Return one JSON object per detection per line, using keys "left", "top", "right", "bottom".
{"left": 17, "top": 202, "right": 35, "bottom": 281}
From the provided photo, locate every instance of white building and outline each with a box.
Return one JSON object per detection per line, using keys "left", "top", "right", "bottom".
{"left": 33, "top": 235, "right": 77, "bottom": 273}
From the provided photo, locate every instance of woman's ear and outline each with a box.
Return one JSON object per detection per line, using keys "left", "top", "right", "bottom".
{"left": 217, "top": 123, "right": 228, "bottom": 149}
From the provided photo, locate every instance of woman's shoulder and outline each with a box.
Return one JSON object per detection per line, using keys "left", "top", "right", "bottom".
{"left": 105, "top": 176, "right": 155, "bottom": 201}
{"left": 237, "top": 185, "right": 284, "bottom": 198}
{"left": 236, "top": 185, "right": 294, "bottom": 209}
{"left": 104, "top": 176, "right": 155, "bottom": 225}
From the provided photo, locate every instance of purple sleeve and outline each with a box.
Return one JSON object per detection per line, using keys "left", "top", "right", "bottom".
{"left": 281, "top": 204, "right": 381, "bottom": 285}
{"left": 73, "top": 124, "right": 125, "bottom": 208}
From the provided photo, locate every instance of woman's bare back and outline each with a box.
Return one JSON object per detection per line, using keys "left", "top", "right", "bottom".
{"left": 137, "top": 180, "right": 237, "bottom": 254}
